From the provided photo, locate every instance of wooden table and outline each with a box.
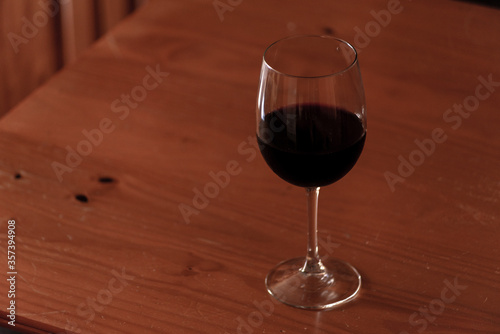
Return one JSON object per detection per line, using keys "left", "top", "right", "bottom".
{"left": 1, "top": 0, "right": 499, "bottom": 333}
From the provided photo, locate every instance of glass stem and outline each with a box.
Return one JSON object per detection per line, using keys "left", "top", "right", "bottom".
{"left": 302, "top": 187, "right": 325, "bottom": 274}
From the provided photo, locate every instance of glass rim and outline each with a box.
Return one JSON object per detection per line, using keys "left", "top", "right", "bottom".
{"left": 262, "top": 35, "right": 358, "bottom": 79}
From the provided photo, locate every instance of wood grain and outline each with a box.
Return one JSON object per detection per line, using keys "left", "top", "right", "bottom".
{"left": 0, "top": 0, "right": 499, "bottom": 333}
{"left": 0, "top": 0, "right": 140, "bottom": 116}
{"left": 0, "top": 0, "right": 61, "bottom": 117}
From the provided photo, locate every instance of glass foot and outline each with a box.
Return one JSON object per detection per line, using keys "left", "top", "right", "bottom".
{"left": 265, "top": 257, "right": 361, "bottom": 310}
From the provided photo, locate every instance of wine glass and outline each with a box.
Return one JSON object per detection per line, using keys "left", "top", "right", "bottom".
{"left": 256, "top": 35, "right": 366, "bottom": 310}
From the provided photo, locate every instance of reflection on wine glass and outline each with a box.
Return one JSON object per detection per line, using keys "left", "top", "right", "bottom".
{"left": 256, "top": 35, "right": 366, "bottom": 310}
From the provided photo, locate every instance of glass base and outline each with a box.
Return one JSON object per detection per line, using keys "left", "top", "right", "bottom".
{"left": 265, "top": 257, "right": 361, "bottom": 310}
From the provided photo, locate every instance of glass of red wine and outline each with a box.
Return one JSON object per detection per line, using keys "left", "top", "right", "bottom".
{"left": 256, "top": 35, "right": 366, "bottom": 309}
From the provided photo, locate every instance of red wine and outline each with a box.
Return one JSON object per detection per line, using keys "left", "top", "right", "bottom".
{"left": 257, "top": 104, "right": 365, "bottom": 187}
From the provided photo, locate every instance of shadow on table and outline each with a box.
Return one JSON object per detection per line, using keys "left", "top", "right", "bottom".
{"left": 457, "top": 0, "right": 500, "bottom": 8}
